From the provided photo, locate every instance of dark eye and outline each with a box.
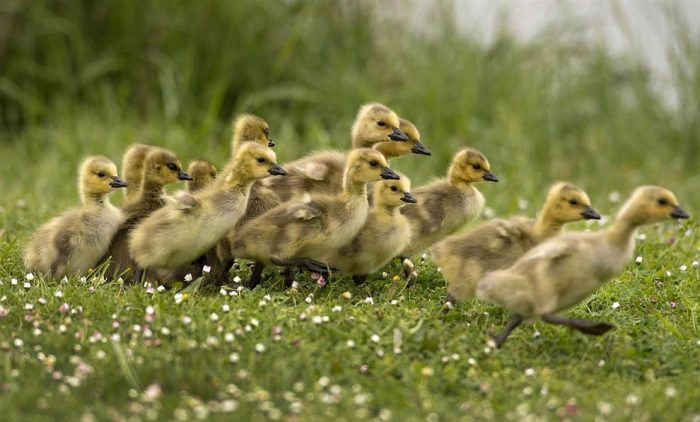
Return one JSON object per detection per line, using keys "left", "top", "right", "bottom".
{"left": 377, "top": 120, "right": 386, "bottom": 127}
{"left": 97, "top": 171, "right": 106, "bottom": 178}
{"left": 257, "top": 157, "right": 267, "bottom": 163}
{"left": 263, "top": 128, "right": 269, "bottom": 136}
{"left": 471, "top": 163, "right": 481, "bottom": 170}
{"left": 658, "top": 198, "right": 668, "bottom": 206}
{"left": 569, "top": 199, "right": 578, "bottom": 206}
{"left": 369, "top": 160, "right": 379, "bottom": 167}
{"left": 390, "top": 186, "right": 398, "bottom": 192}
{"left": 167, "top": 163, "right": 178, "bottom": 171}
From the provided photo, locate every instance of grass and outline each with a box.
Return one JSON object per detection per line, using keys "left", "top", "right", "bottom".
{"left": 2, "top": 0, "right": 700, "bottom": 420}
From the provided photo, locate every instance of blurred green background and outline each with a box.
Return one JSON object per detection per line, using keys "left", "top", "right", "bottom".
{"left": 1, "top": 0, "right": 698, "bottom": 234}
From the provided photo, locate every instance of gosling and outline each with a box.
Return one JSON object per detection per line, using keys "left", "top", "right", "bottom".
{"left": 432, "top": 182, "right": 600, "bottom": 304}
{"left": 23, "top": 156, "right": 128, "bottom": 278}
{"left": 187, "top": 160, "right": 218, "bottom": 192}
{"left": 231, "top": 148, "right": 400, "bottom": 287}
{"left": 324, "top": 174, "right": 417, "bottom": 284}
{"left": 128, "top": 142, "right": 285, "bottom": 273}
{"left": 101, "top": 148, "right": 191, "bottom": 281}
{"left": 476, "top": 185, "right": 689, "bottom": 347}
{"left": 399, "top": 147, "right": 499, "bottom": 260}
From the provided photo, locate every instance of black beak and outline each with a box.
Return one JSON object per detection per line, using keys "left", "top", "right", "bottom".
{"left": 109, "top": 176, "right": 128, "bottom": 188}
{"left": 177, "top": 169, "right": 194, "bottom": 181}
{"left": 388, "top": 127, "right": 409, "bottom": 142}
{"left": 482, "top": 171, "right": 499, "bottom": 182}
{"left": 268, "top": 164, "right": 287, "bottom": 176}
{"left": 410, "top": 141, "right": 432, "bottom": 156}
{"left": 268, "top": 140, "right": 275, "bottom": 147}
{"left": 380, "top": 167, "right": 400, "bottom": 180}
{"left": 401, "top": 192, "right": 417, "bottom": 203}
{"left": 670, "top": 206, "right": 689, "bottom": 219}
{"left": 581, "top": 206, "right": 601, "bottom": 220}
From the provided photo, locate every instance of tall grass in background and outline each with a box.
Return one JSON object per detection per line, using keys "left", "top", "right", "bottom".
{"left": 1, "top": 0, "right": 698, "bottom": 228}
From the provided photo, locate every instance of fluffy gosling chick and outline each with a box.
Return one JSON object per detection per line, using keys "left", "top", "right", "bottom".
{"left": 102, "top": 148, "right": 191, "bottom": 280}
{"left": 217, "top": 114, "right": 274, "bottom": 184}
{"left": 231, "top": 148, "right": 400, "bottom": 285}
{"left": 476, "top": 185, "right": 689, "bottom": 347}
{"left": 23, "top": 156, "right": 128, "bottom": 278}
{"left": 187, "top": 160, "right": 218, "bottom": 192}
{"left": 121, "top": 144, "right": 153, "bottom": 201}
{"left": 324, "top": 174, "right": 417, "bottom": 284}
{"left": 374, "top": 118, "right": 431, "bottom": 159}
{"left": 432, "top": 182, "right": 601, "bottom": 303}
{"left": 399, "top": 147, "right": 499, "bottom": 259}
{"left": 129, "top": 142, "right": 285, "bottom": 271}
{"left": 262, "top": 102, "right": 410, "bottom": 202}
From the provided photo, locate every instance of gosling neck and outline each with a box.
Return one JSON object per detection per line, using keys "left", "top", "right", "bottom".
{"left": 342, "top": 171, "right": 368, "bottom": 199}
{"left": 533, "top": 210, "right": 565, "bottom": 239}
{"left": 140, "top": 178, "right": 166, "bottom": 202}
{"left": 82, "top": 191, "right": 110, "bottom": 207}
{"left": 448, "top": 173, "right": 475, "bottom": 192}
{"left": 604, "top": 214, "right": 639, "bottom": 248}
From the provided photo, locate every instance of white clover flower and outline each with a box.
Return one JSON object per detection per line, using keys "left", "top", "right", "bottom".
{"left": 370, "top": 334, "right": 380, "bottom": 343}
{"left": 381, "top": 272, "right": 388, "bottom": 279}
{"left": 611, "top": 302, "right": 620, "bottom": 310}
{"left": 305, "top": 296, "right": 313, "bottom": 304}
{"left": 467, "top": 358, "right": 476, "bottom": 366}
{"left": 229, "top": 352, "right": 240, "bottom": 363}
{"left": 14, "top": 338, "right": 24, "bottom": 347}
{"left": 222, "top": 304, "right": 230, "bottom": 312}
{"left": 598, "top": 360, "right": 606, "bottom": 367}
{"left": 680, "top": 265, "right": 687, "bottom": 272}
{"left": 161, "top": 327, "right": 170, "bottom": 336}
{"left": 210, "top": 313, "right": 219, "bottom": 321}
{"left": 255, "top": 343, "right": 265, "bottom": 353}
{"left": 145, "top": 306, "right": 155, "bottom": 315}
{"left": 224, "top": 333, "right": 235, "bottom": 343}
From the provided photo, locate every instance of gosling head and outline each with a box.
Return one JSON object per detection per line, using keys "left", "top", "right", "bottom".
{"left": 227, "top": 142, "right": 286, "bottom": 184}
{"left": 374, "top": 118, "right": 432, "bottom": 158}
{"left": 79, "top": 156, "right": 127, "bottom": 201}
{"left": 231, "top": 114, "right": 274, "bottom": 154}
{"left": 345, "top": 148, "right": 400, "bottom": 184}
{"left": 617, "top": 186, "right": 689, "bottom": 226}
{"left": 351, "top": 103, "right": 409, "bottom": 148}
{"left": 373, "top": 173, "right": 417, "bottom": 210}
{"left": 448, "top": 147, "right": 498, "bottom": 184}
{"left": 542, "top": 182, "right": 601, "bottom": 223}
{"left": 143, "top": 148, "right": 191, "bottom": 187}
{"left": 187, "top": 160, "right": 218, "bottom": 192}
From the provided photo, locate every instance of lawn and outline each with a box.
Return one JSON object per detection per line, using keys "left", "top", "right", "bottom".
{"left": 2, "top": 1, "right": 700, "bottom": 420}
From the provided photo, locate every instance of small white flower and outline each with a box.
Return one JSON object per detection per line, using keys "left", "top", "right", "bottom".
{"left": 229, "top": 352, "right": 240, "bottom": 363}
{"left": 157, "top": 285, "right": 165, "bottom": 292}
{"left": 161, "top": 327, "right": 170, "bottom": 336}
{"left": 312, "top": 315, "right": 323, "bottom": 324}
{"left": 467, "top": 358, "right": 476, "bottom": 366}
{"left": 370, "top": 334, "right": 380, "bottom": 343}
{"left": 317, "top": 376, "right": 330, "bottom": 387}
{"left": 483, "top": 207, "right": 495, "bottom": 218}
{"left": 364, "top": 297, "right": 374, "bottom": 305}
{"left": 332, "top": 305, "right": 342, "bottom": 312}
{"left": 232, "top": 275, "right": 241, "bottom": 284}
{"left": 665, "top": 270, "right": 672, "bottom": 277}
{"left": 224, "top": 333, "right": 235, "bottom": 343}
{"left": 210, "top": 313, "right": 219, "bottom": 321}
{"left": 24, "top": 282, "right": 31, "bottom": 289}
{"left": 206, "top": 336, "right": 219, "bottom": 347}
{"left": 26, "top": 273, "right": 34, "bottom": 281}
{"left": 533, "top": 330, "right": 541, "bottom": 338}
{"left": 680, "top": 265, "right": 687, "bottom": 272}
{"left": 611, "top": 302, "right": 620, "bottom": 310}
{"left": 524, "top": 368, "right": 535, "bottom": 377}
{"left": 202, "top": 265, "right": 211, "bottom": 274}
{"left": 250, "top": 318, "right": 259, "bottom": 327}
{"left": 390, "top": 300, "right": 398, "bottom": 305}
{"left": 346, "top": 340, "right": 355, "bottom": 348}
{"left": 322, "top": 315, "right": 329, "bottom": 322}
{"left": 145, "top": 306, "right": 155, "bottom": 315}
{"left": 222, "top": 304, "right": 230, "bottom": 312}
{"left": 38, "top": 297, "right": 46, "bottom": 305}
{"left": 182, "top": 316, "right": 192, "bottom": 325}
{"left": 636, "top": 233, "right": 647, "bottom": 241}
{"left": 381, "top": 272, "right": 388, "bottom": 279}
{"left": 11, "top": 278, "right": 18, "bottom": 286}
{"left": 598, "top": 359, "right": 606, "bottom": 367}
{"left": 229, "top": 291, "right": 238, "bottom": 297}
{"left": 664, "top": 386, "right": 677, "bottom": 398}
{"left": 24, "top": 303, "right": 33, "bottom": 310}
{"left": 692, "top": 261, "right": 699, "bottom": 268}
{"left": 518, "top": 198, "right": 529, "bottom": 210}
{"left": 290, "top": 281, "right": 299, "bottom": 289}
{"left": 14, "top": 338, "right": 24, "bottom": 347}
{"left": 220, "top": 288, "right": 227, "bottom": 296}
{"left": 184, "top": 273, "right": 193, "bottom": 282}
{"left": 54, "top": 290, "right": 63, "bottom": 298}
{"left": 608, "top": 191, "right": 620, "bottom": 203}
{"left": 625, "top": 394, "right": 640, "bottom": 406}
{"left": 79, "top": 276, "right": 87, "bottom": 283}
{"left": 421, "top": 253, "right": 428, "bottom": 260}
{"left": 635, "top": 256, "right": 643, "bottom": 264}
{"left": 305, "top": 296, "right": 313, "bottom": 304}
{"left": 111, "top": 333, "right": 120, "bottom": 342}
{"left": 255, "top": 343, "right": 265, "bottom": 353}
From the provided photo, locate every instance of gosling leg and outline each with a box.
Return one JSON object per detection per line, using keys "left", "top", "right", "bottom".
{"left": 270, "top": 257, "right": 338, "bottom": 274}
{"left": 245, "top": 262, "right": 265, "bottom": 289}
{"left": 492, "top": 314, "right": 524, "bottom": 348}
{"left": 353, "top": 274, "right": 367, "bottom": 285}
{"left": 541, "top": 314, "right": 614, "bottom": 335}
{"left": 283, "top": 267, "right": 296, "bottom": 288}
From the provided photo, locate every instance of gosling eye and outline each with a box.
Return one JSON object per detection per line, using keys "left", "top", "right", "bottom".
{"left": 471, "top": 163, "right": 481, "bottom": 170}
{"left": 377, "top": 120, "right": 386, "bottom": 127}
{"left": 256, "top": 157, "right": 267, "bottom": 164}
{"left": 167, "top": 163, "right": 178, "bottom": 171}
{"left": 369, "top": 160, "right": 379, "bottom": 167}
{"left": 569, "top": 199, "right": 578, "bottom": 206}
{"left": 97, "top": 171, "right": 106, "bottom": 178}
{"left": 263, "top": 128, "right": 269, "bottom": 136}
{"left": 390, "top": 185, "right": 398, "bottom": 192}
{"left": 657, "top": 198, "right": 668, "bottom": 206}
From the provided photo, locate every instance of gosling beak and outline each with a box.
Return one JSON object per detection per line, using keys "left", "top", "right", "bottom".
{"left": 670, "top": 206, "right": 689, "bottom": 219}
{"left": 380, "top": 167, "right": 400, "bottom": 180}
{"left": 268, "top": 164, "right": 287, "bottom": 176}
{"left": 482, "top": 171, "right": 499, "bottom": 182}
{"left": 388, "top": 127, "right": 409, "bottom": 142}
{"left": 268, "top": 140, "right": 275, "bottom": 147}
{"left": 177, "top": 169, "right": 194, "bottom": 181}
{"left": 581, "top": 206, "right": 601, "bottom": 220}
{"left": 411, "top": 141, "right": 432, "bottom": 156}
{"left": 401, "top": 192, "right": 418, "bottom": 203}
{"left": 109, "top": 176, "right": 128, "bottom": 188}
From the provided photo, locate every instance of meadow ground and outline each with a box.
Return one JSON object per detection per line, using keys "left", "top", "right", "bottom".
{"left": 2, "top": 1, "right": 700, "bottom": 420}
